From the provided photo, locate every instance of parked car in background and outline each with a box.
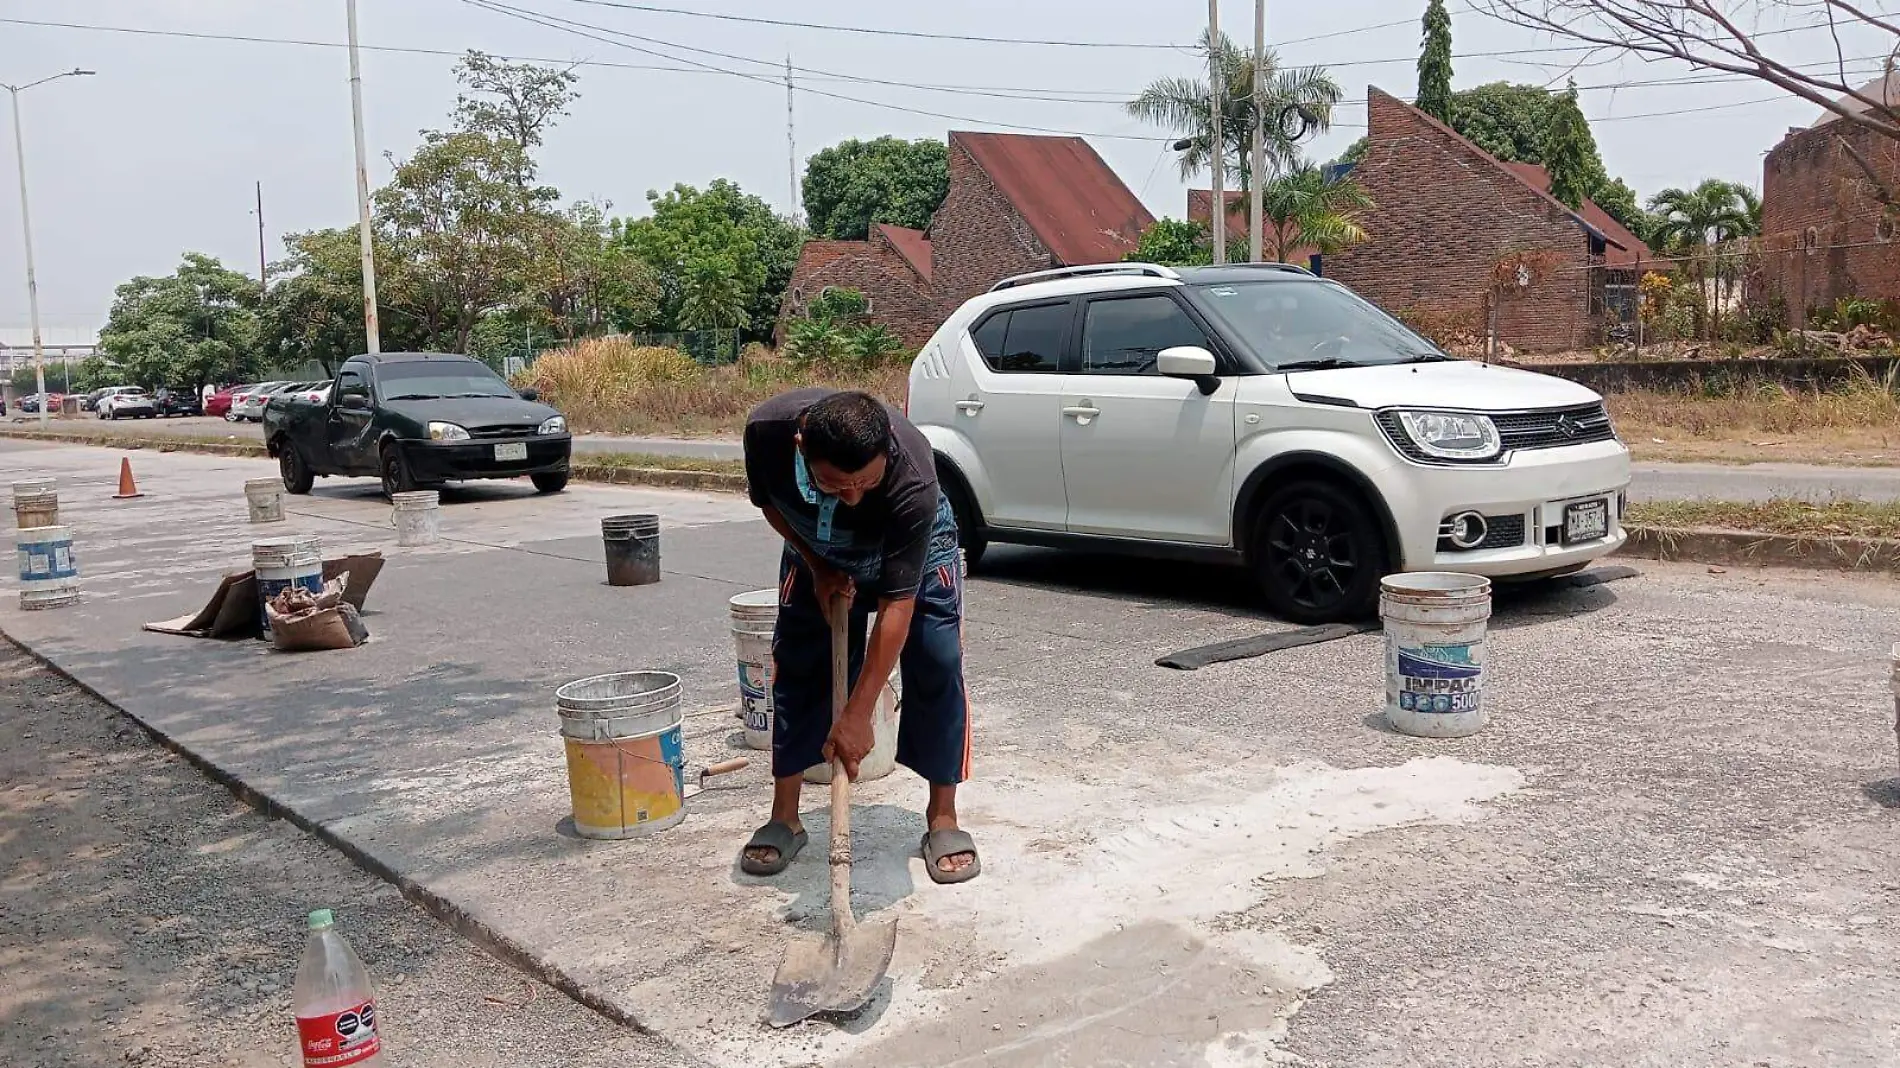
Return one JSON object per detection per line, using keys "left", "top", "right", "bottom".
{"left": 265, "top": 352, "right": 571, "bottom": 498}
{"left": 909, "top": 261, "right": 1631, "bottom": 623}
{"left": 229, "top": 381, "right": 290, "bottom": 422}
{"left": 19, "top": 392, "right": 65, "bottom": 414}
{"left": 81, "top": 387, "right": 114, "bottom": 412}
{"left": 207, "top": 384, "right": 249, "bottom": 420}
{"left": 153, "top": 388, "right": 203, "bottom": 417}
{"left": 97, "top": 388, "right": 157, "bottom": 420}
{"left": 287, "top": 381, "right": 333, "bottom": 406}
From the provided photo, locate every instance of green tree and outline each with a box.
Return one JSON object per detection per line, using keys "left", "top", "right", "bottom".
{"left": 1647, "top": 178, "right": 1762, "bottom": 339}
{"left": 1541, "top": 82, "right": 1594, "bottom": 209}
{"left": 802, "top": 137, "right": 949, "bottom": 240}
{"left": 522, "top": 201, "right": 662, "bottom": 340}
{"left": 614, "top": 179, "right": 803, "bottom": 340}
{"left": 1416, "top": 0, "right": 1454, "bottom": 123}
{"left": 1123, "top": 219, "right": 1213, "bottom": 266}
{"left": 451, "top": 50, "right": 580, "bottom": 190}
{"left": 676, "top": 255, "right": 750, "bottom": 330}
{"left": 1127, "top": 30, "right": 1342, "bottom": 190}
{"left": 1447, "top": 82, "right": 1654, "bottom": 235}
{"left": 1329, "top": 137, "right": 1369, "bottom": 170}
{"left": 1259, "top": 162, "right": 1374, "bottom": 262}
{"left": 98, "top": 253, "right": 261, "bottom": 389}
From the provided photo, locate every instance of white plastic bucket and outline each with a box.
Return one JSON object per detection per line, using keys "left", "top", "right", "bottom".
{"left": 12, "top": 479, "right": 57, "bottom": 530}
{"left": 244, "top": 477, "right": 285, "bottom": 524}
{"left": 1381, "top": 572, "right": 1492, "bottom": 739}
{"left": 392, "top": 490, "right": 441, "bottom": 547}
{"left": 16, "top": 524, "right": 78, "bottom": 610}
{"left": 253, "top": 535, "right": 322, "bottom": 635}
{"left": 556, "top": 671, "right": 686, "bottom": 839}
{"left": 802, "top": 670, "right": 899, "bottom": 785}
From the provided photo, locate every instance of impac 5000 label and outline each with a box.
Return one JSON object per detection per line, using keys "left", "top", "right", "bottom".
{"left": 296, "top": 1000, "right": 380, "bottom": 1066}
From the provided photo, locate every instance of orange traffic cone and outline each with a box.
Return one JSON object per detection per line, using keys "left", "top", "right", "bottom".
{"left": 113, "top": 456, "right": 144, "bottom": 500}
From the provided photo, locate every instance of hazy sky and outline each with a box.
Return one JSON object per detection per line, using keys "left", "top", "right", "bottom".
{"left": 1, "top": 0, "right": 1888, "bottom": 340}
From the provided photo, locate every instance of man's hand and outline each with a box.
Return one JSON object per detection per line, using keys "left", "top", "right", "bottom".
{"left": 811, "top": 561, "right": 856, "bottom": 617}
{"left": 823, "top": 709, "right": 876, "bottom": 780}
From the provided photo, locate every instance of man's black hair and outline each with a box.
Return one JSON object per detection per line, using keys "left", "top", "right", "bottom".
{"left": 800, "top": 391, "right": 891, "bottom": 472}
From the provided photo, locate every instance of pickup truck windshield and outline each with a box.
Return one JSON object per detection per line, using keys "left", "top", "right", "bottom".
{"left": 375, "top": 362, "right": 517, "bottom": 400}
{"left": 1187, "top": 280, "right": 1447, "bottom": 371}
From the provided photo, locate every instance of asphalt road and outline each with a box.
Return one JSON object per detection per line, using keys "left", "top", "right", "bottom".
{"left": 12, "top": 414, "right": 1900, "bottom": 501}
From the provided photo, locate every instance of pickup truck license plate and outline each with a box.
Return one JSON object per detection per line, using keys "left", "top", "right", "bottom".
{"left": 1562, "top": 499, "right": 1609, "bottom": 545}
{"left": 494, "top": 442, "right": 528, "bottom": 462}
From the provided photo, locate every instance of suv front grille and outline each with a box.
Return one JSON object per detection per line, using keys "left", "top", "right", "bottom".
{"left": 1379, "top": 403, "right": 1617, "bottom": 464}
{"left": 1437, "top": 514, "right": 1526, "bottom": 553}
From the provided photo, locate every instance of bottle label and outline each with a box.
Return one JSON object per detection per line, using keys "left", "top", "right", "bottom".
{"left": 296, "top": 1000, "right": 381, "bottom": 1066}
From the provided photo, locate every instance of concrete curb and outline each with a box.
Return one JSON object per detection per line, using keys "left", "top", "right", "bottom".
{"left": 0, "top": 425, "right": 269, "bottom": 457}
{"left": 0, "top": 627, "right": 650, "bottom": 1032}
{"left": 1617, "top": 524, "right": 1900, "bottom": 572}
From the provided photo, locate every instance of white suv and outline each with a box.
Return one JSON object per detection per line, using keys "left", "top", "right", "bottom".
{"left": 908, "top": 262, "right": 1631, "bottom": 623}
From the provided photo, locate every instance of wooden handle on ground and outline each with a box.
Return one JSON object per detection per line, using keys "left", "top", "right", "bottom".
{"left": 702, "top": 757, "right": 749, "bottom": 778}
{"left": 827, "top": 597, "right": 854, "bottom": 935}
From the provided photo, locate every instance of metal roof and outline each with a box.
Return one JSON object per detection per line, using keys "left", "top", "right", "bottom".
{"left": 949, "top": 131, "right": 1154, "bottom": 265}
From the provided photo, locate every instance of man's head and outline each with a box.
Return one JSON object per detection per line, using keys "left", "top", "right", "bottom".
{"left": 795, "top": 391, "right": 891, "bottom": 506}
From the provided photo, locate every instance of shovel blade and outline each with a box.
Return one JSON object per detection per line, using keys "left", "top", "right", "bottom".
{"left": 767, "top": 916, "right": 898, "bottom": 1028}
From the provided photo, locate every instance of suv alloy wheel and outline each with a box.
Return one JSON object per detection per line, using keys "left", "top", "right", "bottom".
{"left": 1249, "top": 480, "right": 1385, "bottom": 624}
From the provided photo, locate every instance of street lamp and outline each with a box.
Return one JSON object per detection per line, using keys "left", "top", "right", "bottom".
{"left": 4, "top": 67, "right": 95, "bottom": 427}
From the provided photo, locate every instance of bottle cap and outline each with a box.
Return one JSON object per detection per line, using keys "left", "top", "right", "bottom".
{"left": 307, "top": 909, "right": 335, "bottom": 930}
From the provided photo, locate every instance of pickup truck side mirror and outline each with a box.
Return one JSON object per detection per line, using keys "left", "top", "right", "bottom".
{"left": 518, "top": 387, "right": 540, "bottom": 402}
{"left": 340, "top": 393, "right": 371, "bottom": 411}
{"left": 1157, "top": 346, "right": 1222, "bottom": 396}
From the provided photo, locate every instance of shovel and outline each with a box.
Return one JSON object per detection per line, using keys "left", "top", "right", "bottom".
{"left": 767, "top": 597, "right": 897, "bottom": 1028}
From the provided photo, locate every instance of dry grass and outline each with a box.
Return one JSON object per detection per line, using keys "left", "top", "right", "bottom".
{"left": 520, "top": 337, "right": 909, "bottom": 437}
{"left": 1609, "top": 370, "right": 1900, "bottom": 466}
{"left": 578, "top": 451, "right": 743, "bottom": 475}
{"left": 1629, "top": 498, "right": 1900, "bottom": 540}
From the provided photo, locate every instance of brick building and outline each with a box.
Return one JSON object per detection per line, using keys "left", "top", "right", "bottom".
{"left": 1320, "top": 87, "right": 1639, "bottom": 351}
{"left": 1758, "top": 73, "right": 1900, "bottom": 324}
{"left": 778, "top": 130, "right": 1152, "bottom": 347}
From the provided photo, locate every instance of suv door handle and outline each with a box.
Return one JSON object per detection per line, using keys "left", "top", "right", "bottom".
{"left": 1061, "top": 405, "right": 1101, "bottom": 418}
{"left": 955, "top": 399, "right": 985, "bottom": 414}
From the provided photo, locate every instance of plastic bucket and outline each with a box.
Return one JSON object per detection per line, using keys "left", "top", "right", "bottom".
{"left": 802, "top": 670, "right": 899, "bottom": 784}
{"left": 391, "top": 490, "right": 440, "bottom": 547}
{"left": 253, "top": 535, "right": 322, "bottom": 636}
{"left": 12, "top": 479, "right": 58, "bottom": 530}
{"left": 729, "top": 590, "right": 779, "bottom": 750}
{"left": 602, "top": 514, "right": 661, "bottom": 586}
{"left": 1891, "top": 644, "right": 1899, "bottom": 775}
{"left": 16, "top": 525, "right": 79, "bottom": 611}
{"left": 1381, "top": 572, "right": 1492, "bottom": 739}
{"left": 556, "top": 671, "right": 686, "bottom": 839}
{"left": 244, "top": 477, "right": 286, "bottom": 524}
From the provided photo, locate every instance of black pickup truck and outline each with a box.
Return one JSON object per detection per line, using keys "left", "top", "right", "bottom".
{"left": 264, "top": 352, "right": 572, "bottom": 498}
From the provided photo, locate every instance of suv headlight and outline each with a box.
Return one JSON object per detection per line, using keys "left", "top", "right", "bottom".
{"left": 428, "top": 421, "right": 470, "bottom": 442}
{"left": 1394, "top": 410, "right": 1500, "bottom": 461}
{"left": 538, "top": 415, "right": 566, "bottom": 435}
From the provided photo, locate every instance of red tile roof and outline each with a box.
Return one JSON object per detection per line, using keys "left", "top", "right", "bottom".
{"left": 1501, "top": 162, "right": 1653, "bottom": 267}
{"left": 950, "top": 131, "right": 1154, "bottom": 264}
{"left": 873, "top": 224, "right": 933, "bottom": 282}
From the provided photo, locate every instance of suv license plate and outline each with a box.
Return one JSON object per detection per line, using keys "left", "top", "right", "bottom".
{"left": 1562, "top": 499, "right": 1609, "bottom": 545}
{"left": 494, "top": 442, "right": 528, "bottom": 462}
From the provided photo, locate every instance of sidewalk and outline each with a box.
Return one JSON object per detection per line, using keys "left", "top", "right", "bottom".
{"left": 2, "top": 440, "right": 1895, "bottom": 1067}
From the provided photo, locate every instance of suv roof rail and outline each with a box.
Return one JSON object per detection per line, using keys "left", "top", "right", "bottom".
{"left": 988, "top": 263, "right": 1181, "bottom": 292}
{"left": 1208, "top": 262, "right": 1314, "bottom": 276}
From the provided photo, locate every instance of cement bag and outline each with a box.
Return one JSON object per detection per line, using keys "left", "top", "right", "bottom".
{"left": 266, "top": 577, "right": 368, "bottom": 652}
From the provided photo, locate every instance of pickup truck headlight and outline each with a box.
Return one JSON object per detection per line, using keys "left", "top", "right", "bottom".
{"left": 427, "top": 421, "right": 471, "bottom": 442}
{"left": 537, "top": 415, "right": 567, "bottom": 435}
{"left": 1393, "top": 410, "right": 1501, "bottom": 461}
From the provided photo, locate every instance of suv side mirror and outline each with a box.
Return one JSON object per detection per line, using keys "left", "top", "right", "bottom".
{"left": 1157, "top": 345, "right": 1218, "bottom": 378}
{"left": 340, "top": 393, "right": 371, "bottom": 411}
{"left": 518, "top": 387, "right": 540, "bottom": 402}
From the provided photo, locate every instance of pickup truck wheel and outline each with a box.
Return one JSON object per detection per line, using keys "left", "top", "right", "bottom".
{"left": 530, "top": 471, "right": 569, "bottom": 494}
{"left": 1249, "top": 480, "right": 1384, "bottom": 624}
{"left": 279, "top": 443, "right": 315, "bottom": 495}
{"left": 380, "top": 444, "right": 417, "bottom": 499}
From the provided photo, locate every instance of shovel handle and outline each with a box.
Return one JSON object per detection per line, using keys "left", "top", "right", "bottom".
{"left": 827, "top": 597, "right": 855, "bottom": 934}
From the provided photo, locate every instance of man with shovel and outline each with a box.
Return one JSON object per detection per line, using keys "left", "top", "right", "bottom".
{"left": 738, "top": 388, "right": 980, "bottom": 885}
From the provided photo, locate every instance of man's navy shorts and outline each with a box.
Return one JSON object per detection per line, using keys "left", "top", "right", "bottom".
{"left": 770, "top": 549, "right": 969, "bottom": 786}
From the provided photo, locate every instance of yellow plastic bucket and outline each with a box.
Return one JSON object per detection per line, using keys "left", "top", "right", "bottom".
{"left": 556, "top": 671, "right": 685, "bottom": 840}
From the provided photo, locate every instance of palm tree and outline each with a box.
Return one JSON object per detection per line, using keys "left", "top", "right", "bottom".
{"left": 1258, "top": 162, "right": 1374, "bottom": 262}
{"left": 1127, "top": 30, "right": 1342, "bottom": 192}
{"left": 1647, "top": 179, "right": 1762, "bottom": 339}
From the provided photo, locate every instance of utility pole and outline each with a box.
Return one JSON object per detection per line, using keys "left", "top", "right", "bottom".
{"left": 5, "top": 68, "right": 95, "bottom": 427}
{"left": 1206, "top": 0, "right": 1226, "bottom": 265}
{"left": 1249, "top": 0, "right": 1266, "bottom": 263}
{"left": 785, "top": 55, "right": 799, "bottom": 225}
{"left": 345, "top": 0, "right": 381, "bottom": 353}
{"left": 255, "top": 180, "right": 268, "bottom": 299}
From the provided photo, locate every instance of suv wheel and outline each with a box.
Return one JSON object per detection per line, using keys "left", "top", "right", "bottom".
{"left": 1249, "top": 480, "right": 1385, "bottom": 624}
{"left": 939, "top": 465, "right": 987, "bottom": 570}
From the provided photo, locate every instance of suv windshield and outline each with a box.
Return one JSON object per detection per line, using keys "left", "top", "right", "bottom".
{"left": 377, "top": 361, "right": 517, "bottom": 400}
{"left": 1186, "top": 280, "right": 1447, "bottom": 371}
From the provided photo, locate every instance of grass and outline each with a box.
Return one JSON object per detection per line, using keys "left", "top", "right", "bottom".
{"left": 1607, "top": 369, "right": 1900, "bottom": 466}
{"left": 577, "top": 451, "right": 743, "bottom": 476}
{"left": 1628, "top": 498, "right": 1900, "bottom": 540}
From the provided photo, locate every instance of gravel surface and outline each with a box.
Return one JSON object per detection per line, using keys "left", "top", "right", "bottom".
{"left": 0, "top": 643, "right": 700, "bottom": 1068}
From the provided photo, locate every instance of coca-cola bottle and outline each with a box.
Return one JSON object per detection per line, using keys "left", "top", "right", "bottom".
{"left": 292, "top": 909, "right": 385, "bottom": 1067}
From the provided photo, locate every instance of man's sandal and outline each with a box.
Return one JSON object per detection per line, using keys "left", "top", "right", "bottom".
{"left": 739, "top": 821, "right": 808, "bottom": 876}
{"left": 920, "top": 828, "right": 982, "bottom": 885}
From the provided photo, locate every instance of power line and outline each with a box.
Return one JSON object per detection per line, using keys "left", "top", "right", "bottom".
{"left": 536, "top": 0, "right": 1192, "bottom": 50}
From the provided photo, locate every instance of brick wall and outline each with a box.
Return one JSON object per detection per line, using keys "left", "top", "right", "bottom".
{"left": 928, "top": 139, "right": 1054, "bottom": 314}
{"left": 1326, "top": 89, "right": 1597, "bottom": 351}
{"left": 1759, "top": 121, "right": 1900, "bottom": 324}
{"left": 776, "top": 237, "right": 940, "bottom": 349}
